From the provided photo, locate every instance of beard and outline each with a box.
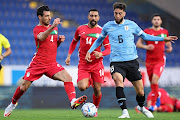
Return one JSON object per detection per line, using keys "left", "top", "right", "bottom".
{"left": 90, "top": 20, "right": 97, "bottom": 27}
{"left": 115, "top": 17, "right": 124, "bottom": 24}
{"left": 154, "top": 24, "right": 160, "bottom": 28}
{"left": 42, "top": 20, "right": 50, "bottom": 26}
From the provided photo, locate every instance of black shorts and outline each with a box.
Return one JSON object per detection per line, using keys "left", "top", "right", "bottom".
{"left": 110, "top": 59, "right": 142, "bottom": 82}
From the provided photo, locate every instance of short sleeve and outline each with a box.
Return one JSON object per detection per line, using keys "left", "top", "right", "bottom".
{"left": 74, "top": 27, "right": 80, "bottom": 41}
{"left": 33, "top": 26, "right": 44, "bottom": 40}
{"left": 0, "top": 34, "right": 10, "bottom": 48}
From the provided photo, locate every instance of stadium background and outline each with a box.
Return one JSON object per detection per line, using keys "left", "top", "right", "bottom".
{"left": 0, "top": 0, "right": 180, "bottom": 109}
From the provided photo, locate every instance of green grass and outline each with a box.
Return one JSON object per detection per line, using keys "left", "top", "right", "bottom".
{"left": 0, "top": 109, "right": 180, "bottom": 120}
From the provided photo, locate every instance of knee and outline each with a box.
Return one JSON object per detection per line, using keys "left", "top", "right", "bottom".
{"left": 112, "top": 74, "right": 124, "bottom": 87}
{"left": 78, "top": 85, "right": 87, "bottom": 91}
{"left": 20, "top": 84, "right": 28, "bottom": 92}
{"left": 137, "top": 89, "right": 144, "bottom": 96}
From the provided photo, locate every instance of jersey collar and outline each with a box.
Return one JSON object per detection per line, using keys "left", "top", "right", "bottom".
{"left": 114, "top": 19, "right": 125, "bottom": 25}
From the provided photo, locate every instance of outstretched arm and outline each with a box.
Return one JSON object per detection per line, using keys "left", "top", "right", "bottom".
{"left": 136, "top": 37, "right": 154, "bottom": 50}
{"left": 140, "top": 32, "right": 178, "bottom": 42}
{"left": 93, "top": 37, "right": 110, "bottom": 59}
{"left": 85, "top": 35, "right": 105, "bottom": 62}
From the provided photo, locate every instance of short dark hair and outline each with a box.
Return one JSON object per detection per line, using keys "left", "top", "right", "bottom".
{"left": 151, "top": 13, "right": 162, "bottom": 20}
{"left": 113, "top": 2, "right": 126, "bottom": 11}
{"left": 37, "top": 5, "right": 50, "bottom": 16}
{"left": 89, "top": 8, "right": 99, "bottom": 14}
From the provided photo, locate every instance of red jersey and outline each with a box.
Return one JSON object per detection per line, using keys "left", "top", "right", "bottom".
{"left": 147, "top": 88, "right": 173, "bottom": 105}
{"left": 32, "top": 25, "right": 58, "bottom": 64}
{"left": 144, "top": 27, "right": 169, "bottom": 64}
{"left": 68, "top": 24, "right": 110, "bottom": 64}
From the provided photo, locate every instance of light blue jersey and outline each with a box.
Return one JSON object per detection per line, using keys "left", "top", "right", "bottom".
{"left": 88, "top": 19, "right": 164, "bottom": 62}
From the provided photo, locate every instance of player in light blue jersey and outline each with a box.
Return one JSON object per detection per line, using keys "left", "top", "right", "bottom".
{"left": 85, "top": 2, "right": 178, "bottom": 119}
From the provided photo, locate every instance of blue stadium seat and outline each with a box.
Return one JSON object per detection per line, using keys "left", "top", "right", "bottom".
{"left": 0, "top": 0, "right": 179, "bottom": 66}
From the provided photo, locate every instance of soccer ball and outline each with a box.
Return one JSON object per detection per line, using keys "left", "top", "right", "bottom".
{"left": 81, "top": 102, "right": 97, "bottom": 117}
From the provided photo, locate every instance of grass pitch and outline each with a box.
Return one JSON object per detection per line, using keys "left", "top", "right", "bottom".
{"left": 0, "top": 108, "right": 180, "bottom": 120}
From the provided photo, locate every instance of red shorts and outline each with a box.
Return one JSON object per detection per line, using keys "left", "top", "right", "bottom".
{"left": 77, "top": 61, "right": 104, "bottom": 83}
{"left": 23, "top": 62, "right": 65, "bottom": 81}
{"left": 146, "top": 63, "right": 165, "bottom": 81}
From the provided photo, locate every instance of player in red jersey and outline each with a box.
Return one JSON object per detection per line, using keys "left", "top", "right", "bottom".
{"left": 136, "top": 13, "right": 173, "bottom": 111}
{"left": 65, "top": 9, "right": 110, "bottom": 117}
{"left": 147, "top": 88, "right": 180, "bottom": 112}
{"left": 136, "top": 88, "right": 180, "bottom": 113}
{"left": 4, "top": 5, "right": 87, "bottom": 117}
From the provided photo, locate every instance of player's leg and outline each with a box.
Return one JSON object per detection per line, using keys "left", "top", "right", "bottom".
{"left": 4, "top": 79, "right": 32, "bottom": 117}
{"left": 91, "top": 64, "right": 104, "bottom": 117}
{"left": 93, "top": 81, "right": 102, "bottom": 107}
{"left": 4, "top": 63, "right": 42, "bottom": 117}
{"left": 157, "top": 104, "right": 173, "bottom": 112}
{"left": 77, "top": 78, "right": 90, "bottom": 91}
{"left": 132, "top": 80, "right": 154, "bottom": 118}
{"left": 127, "top": 59, "right": 153, "bottom": 118}
{"left": 91, "top": 63, "right": 104, "bottom": 108}
{"left": 46, "top": 63, "right": 87, "bottom": 109}
{"left": 92, "top": 81, "right": 102, "bottom": 117}
{"left": 77, "top": 64, "right": 91, "bottom": 91}
{"left": 110, "top": 62, "right": 130, "bottom": 118}
{"left": 149, "top": 63, "right": 165, "bottom": 111}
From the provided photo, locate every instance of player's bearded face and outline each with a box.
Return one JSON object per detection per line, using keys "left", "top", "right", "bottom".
{"left": 90, "top": 20, "right": 97, "bottom": 27}
{"left": 88, "top": 11, "right": 100, "bottom": 27}
{"left": 152, "top": 16, "right": 162, "bottom": 28}
{"left": 114, "top": 9, "right": 126, "bottom": 24}
{"left": 41, "top": 11, "right": 51, "bottom": 26}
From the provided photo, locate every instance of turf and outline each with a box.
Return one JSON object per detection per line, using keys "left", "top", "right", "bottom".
{"left": 0, "top": 109, "right": 180, "bottom": 120}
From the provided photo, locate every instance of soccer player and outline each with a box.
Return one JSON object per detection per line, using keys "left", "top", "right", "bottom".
{"left": 0, "top": 34, "right": 11, "bottom": 70}
{"left": 147, "top": 88, "right": 180, "bottom": 112}
{"left": 65, "top": 9, "right": 110, "bottom": 117}
{"left": 136, "top": 13, "right": 172, "bottom": 112}
{"left": 85, "top": 2, "right": 178, "bottom": 118}
{"left": 4, "top": 5, "right": 87, "bottom": 117}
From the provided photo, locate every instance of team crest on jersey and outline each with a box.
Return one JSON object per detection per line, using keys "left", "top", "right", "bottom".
{"left": 124, "top": 26, "right": 129, "bottom": 31}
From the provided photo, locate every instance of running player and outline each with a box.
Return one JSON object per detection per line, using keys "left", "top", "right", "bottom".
{"left": 85, "top": 2, "right": 177, "bottom": 118}
{"left": 65, "top": 9, "right": 110, "bottom": 117}
{"left": 4, "top": 5, "right": 87, "bottom": 117}
{"left": 0, "top": 34, "right": 11, "bottom": 70}
{"left": 136, "top": 13, "right": 172, "bottom": 112}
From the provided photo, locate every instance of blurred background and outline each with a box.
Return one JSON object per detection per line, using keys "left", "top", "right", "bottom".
{"left": 0, "top": 0, "right": 180, "bottom": 109}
